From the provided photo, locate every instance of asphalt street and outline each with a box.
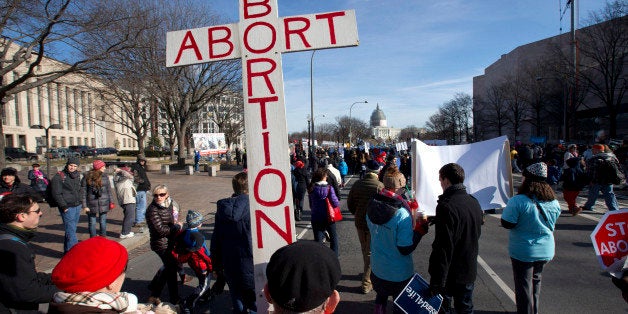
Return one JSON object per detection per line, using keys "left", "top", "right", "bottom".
{"left": 121, "top": 172, "right": 628, "bottom": 313}
{"left": 26, "top": 164, "right": 628, "bottom": 313}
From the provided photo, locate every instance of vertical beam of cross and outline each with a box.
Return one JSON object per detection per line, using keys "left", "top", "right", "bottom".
{"left": 166, "top": 1, "right": 358, "bottom": 311}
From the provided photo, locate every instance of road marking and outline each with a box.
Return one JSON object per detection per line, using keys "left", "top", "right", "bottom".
{"left": 477, "top": 255, "right": 516, "bottom": 305}
{"left": 297, "top": 224, "right": 311, "bottom": 239}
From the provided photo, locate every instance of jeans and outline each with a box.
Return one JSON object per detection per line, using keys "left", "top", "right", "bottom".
{"left": 511, "top": 258, "right": 547, "bottom": 314}
{"left": 59, "top": 205, "right": 81, "bottom": 253}
{"left": 87, "top": 212, "right": 108, "bottom": 237}
{"left": 583, "top": 184, "right": 619, "bottom": 211}
{"left": 224, "top": 275, "right": 257, "bottom": 314}
{"left": 312, "top": 221, "right": 338, "bottom": 255}
{"left": 441, "top": 283, "right": 475, "bottom": 314}
{"left": 149, "top": 250, "right": 180, "bottom": 304}
{"left": 135, "top": 191, "right": 147, "bottom": 224}
{"left": 121, "top": 203, "right": 136, "bottom": 235}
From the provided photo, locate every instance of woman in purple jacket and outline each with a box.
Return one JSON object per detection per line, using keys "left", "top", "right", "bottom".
{"left": 308, "top": 168, "right": 340, "bottom": 255}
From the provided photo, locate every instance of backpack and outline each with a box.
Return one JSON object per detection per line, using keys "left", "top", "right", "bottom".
{"left": 595, "top": 157, "right": 626, "bottom": 185}
{"left": 45, "top": 171, "right": 65, "bottom": 208}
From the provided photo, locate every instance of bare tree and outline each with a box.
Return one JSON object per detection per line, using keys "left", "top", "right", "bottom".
{"left": 139, "top": 1, "right": 241, "bottom": 165}
{"left": 502, "top": 74, "right": 530, "bottom": 141}
{"left": 0, "top": 0, "right": 143, "bottom": 165}
{"left": 478, "top": 83, "right": 510, "bottom": 137}
{"left": 207, "top": 90, "right": 245, "bottom": 148}
{"left": 398, "top": 126, "right": 422, "bottom": 140}
{"left": 577, "top": 1, "right": 627, "bottom": 138}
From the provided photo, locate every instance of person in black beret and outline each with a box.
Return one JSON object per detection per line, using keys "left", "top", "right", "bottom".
{"left": 264, "top": 241, "right": 341, "bottom": 313}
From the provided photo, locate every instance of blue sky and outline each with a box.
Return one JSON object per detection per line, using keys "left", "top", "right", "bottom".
{"left": 209, "top": 0, "right": 608, "bottom": 133}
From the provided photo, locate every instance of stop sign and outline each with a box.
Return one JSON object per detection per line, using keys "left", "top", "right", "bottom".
{"left": 590, "top": 209, "right": 628, "bottom": 270}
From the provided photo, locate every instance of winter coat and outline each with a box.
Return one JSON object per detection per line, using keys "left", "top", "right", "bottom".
{"left": 0, "top": 181, "right": 41, "bottom": 201}
{"left": 0, "top": 224, "right": 58, "bottom": 312}
{"left": 210, "top": 193, "right": 254, "bottom": 292}
{"left": 51, "top": 169, "right": 82, "bottom": 210}
{"left": 131, "top": 162, "right": 151, "bottom": 192}
{"left": 338, "top": 160, "right": 348, "bottom": 176}
{"left": 292, "top": 166, "right": 309, "bottom": 194}
{"left": 308, "top": 182, "right": 339, "bottom": 224}
{"left": 113, "top": 170, "right": 136, "bottom": 205}
{"left": 325, "top": 168, "right": 341, "bottom": 201}
{"left": 347, "top": 173, "right": 384, "bottom": 229}
{"left": 428, "top": 183, "right": 483, "bottom": 289}
{"left": 173, "top": 228, "right": 212, "bottom": 276}
{"left": 28, "top": 170, "right": 48, "bottom": 193}
{"left": 146, "top": 198, "right": 181, "bottom": 252}
{"left": 80, "top": 171, "right": 114, "bottom": 214}
{"left": 560, "top": 157, "right": 588, "bottom": 191}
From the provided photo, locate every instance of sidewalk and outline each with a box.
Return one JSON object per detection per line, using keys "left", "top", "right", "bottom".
{"left": 23, "top": 164, "right": 244, "bottom": 273}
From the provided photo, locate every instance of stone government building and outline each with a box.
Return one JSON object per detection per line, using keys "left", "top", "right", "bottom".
{"left": 473, "top": 16, "right": 627, "bottom": 144}
{"left": 370, "top": 104, "right": 401, "bottom": 141}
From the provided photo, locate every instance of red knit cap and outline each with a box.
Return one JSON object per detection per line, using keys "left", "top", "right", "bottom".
{"left": 93, "top": 160, "right": 106, "bottom": 170}
{"left": 592, "top": 144, "right": 605, "bottom": 151}
{"left": 52, "top": 236, "right": 128, "bottom": 292}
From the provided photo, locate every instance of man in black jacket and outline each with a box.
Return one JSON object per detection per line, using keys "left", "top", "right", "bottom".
{"left": 0, "top": 194, "right": 58, "bottom": 312}
{"left": 51, "top": 157, "right": 82, "bottom": 253}
{"left": 428, "top": 163, "right": 483, "bottom": 314}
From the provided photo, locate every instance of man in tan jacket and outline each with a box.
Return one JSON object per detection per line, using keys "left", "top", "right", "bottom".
{"left": 347, "top": 159, "right": 384, "bottom": 294}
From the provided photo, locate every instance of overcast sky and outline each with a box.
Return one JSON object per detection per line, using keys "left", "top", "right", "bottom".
{"left": 207, "top": 0, "right": 609, "bottom": 133}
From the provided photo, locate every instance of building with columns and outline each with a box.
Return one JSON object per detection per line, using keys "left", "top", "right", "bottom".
{"left": 2, "top": 41, "right": 138, "bottom": 153}
{"left": 370, "top": 104, "right": 401, "bottom": 141}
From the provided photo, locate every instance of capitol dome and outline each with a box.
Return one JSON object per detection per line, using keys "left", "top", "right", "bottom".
{"left": 370, "top": 104, "right": 387, "bottom": 127}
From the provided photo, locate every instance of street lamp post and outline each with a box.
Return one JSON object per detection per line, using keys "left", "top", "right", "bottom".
{"left": 309, "top": 50, "right": 316, "bottom": 171}
{"left": 31, "top": 124, "right": 62, "bottom": 177}
{"left": 349, "top": 100, "right": 368, "bottom": 148}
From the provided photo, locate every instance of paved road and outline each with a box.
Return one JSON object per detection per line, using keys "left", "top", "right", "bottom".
{"left": 26, "top": 165, "right": 628, "bottom": 312}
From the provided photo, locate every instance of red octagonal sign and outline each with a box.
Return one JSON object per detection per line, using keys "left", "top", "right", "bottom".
{"left": 590, "top": 209, "right": 628, "bottom": 271}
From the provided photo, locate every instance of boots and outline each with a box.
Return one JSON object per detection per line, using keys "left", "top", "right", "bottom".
{"left": 294, "top": 208, "right": 302, "bottom": 221}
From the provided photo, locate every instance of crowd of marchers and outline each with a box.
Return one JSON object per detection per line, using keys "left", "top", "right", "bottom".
{"left": 0, "top": 140, "right": 626, "bottom": 313}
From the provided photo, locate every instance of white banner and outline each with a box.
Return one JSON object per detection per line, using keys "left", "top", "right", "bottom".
{"left": 412, "top": 136, "right": 513, "bottom": 216}
{"left": 192, "top": 133, "right": 228, "bottom": 155}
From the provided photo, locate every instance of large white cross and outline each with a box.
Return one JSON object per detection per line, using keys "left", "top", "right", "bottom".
{"left": 166, "top": 0, "right": 358, "bottom": 310}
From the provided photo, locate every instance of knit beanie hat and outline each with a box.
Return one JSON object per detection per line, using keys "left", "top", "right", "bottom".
{"left": 266, "top": 241, "right": 341, "bottom": 312}
{"left": 66, "top": 157, "right": 80, "bottom": 166}
{"left": 93, "top": 160, "right": 106, "bottom": 171}
{"left": 52, "top": 236, "right": 128, "bottom": 292}
{"left": 523, "top": 162, "right": 548, "bottom": 182}
{"left": 366, "top": 160, "right": 381, "bottom": 172}
{"left": 592, "top": 144, "right": 605, "bottom": 151}
{"left": 186, "top": 210, "right": 203, "bottom": 228}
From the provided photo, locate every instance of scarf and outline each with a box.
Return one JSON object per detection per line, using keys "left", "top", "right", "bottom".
{"left": 52, "top": 291, "right": 131, "bottom": 312}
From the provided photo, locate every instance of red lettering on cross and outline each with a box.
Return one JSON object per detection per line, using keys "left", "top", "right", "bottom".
{"left": 246, "top": 58, "right": 277, "bottom": 97}
{"left": 284, "top": 17, "right": 311, "bottom": 50}
{"left": 243, "top": 21, "right": 276, "bottom": 54}
{"left": 254, "top": 206, "right": 294, "bottom": 248}
{"left": 316, "top": 11, "right": 346, "bottom": 45}
{"left": 174, "top": 31, "right": 202, "bottom": 64}
{"left": 248, "top": 96, "right": 278, "bottom": 129}
{"left": 253, "top": 168, "right": 286, "bottom": 206}
{"left": 243, "top": 0, "right": 272, "bottom": 19}
{"left": 208, "top": 26, "right": 234, "bottom": 59}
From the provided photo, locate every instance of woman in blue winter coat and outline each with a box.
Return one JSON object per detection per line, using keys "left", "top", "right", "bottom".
{"left": 308, "top": 168, "right": 340, "bottom": 255}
